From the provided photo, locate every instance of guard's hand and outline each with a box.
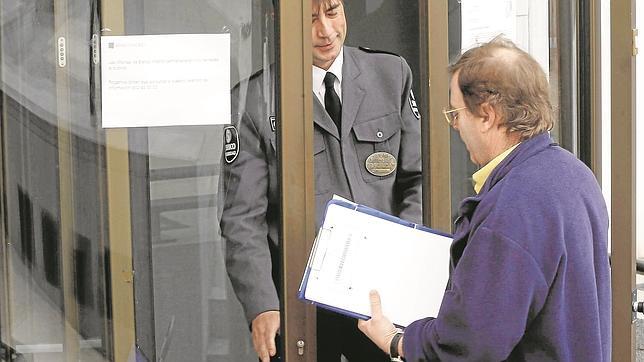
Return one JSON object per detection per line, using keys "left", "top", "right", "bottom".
{"left": 357, "top": 290, "right": 399, "bottom": 354}
{"left": 251, "top": 310, "right": 280, "bottom": 362}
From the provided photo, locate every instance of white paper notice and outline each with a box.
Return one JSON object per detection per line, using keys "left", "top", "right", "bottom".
{"left": 461, "top": 0, "right": 516, "bottom": 51}
{"left": 101, "top": 34, "right": 230, "bottom": 128}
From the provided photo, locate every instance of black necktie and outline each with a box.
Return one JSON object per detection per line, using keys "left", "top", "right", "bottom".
{"left": 324, "top": 72, "right": 342, "bottom": 131}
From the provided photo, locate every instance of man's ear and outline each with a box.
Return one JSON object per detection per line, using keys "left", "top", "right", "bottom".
{"left": 479, "top": 102, "right": 498, "bottom": 133}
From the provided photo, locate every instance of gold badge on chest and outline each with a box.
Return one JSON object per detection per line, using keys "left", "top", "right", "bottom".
{"left": 365, "top": 152, "right": 397, "bottom": 176}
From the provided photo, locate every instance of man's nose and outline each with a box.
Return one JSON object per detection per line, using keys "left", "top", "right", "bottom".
{"left": 317, "top": 17, "right": 333, "bottom": 37}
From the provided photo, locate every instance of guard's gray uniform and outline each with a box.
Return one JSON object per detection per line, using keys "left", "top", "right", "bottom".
{"left": 220, "top": 46, "right": 422, "bottom": 324}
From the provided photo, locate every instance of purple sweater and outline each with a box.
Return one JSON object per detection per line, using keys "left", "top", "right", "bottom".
{"left": 403, "top": 133, "right": 610, "bottom": 361}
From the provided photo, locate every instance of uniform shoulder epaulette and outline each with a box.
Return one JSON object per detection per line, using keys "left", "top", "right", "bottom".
{"left": 231, "top": 66, "right": 272, "bottom": 92}
{"left": 358, "top": 46, "right": 400, "bottom": 57}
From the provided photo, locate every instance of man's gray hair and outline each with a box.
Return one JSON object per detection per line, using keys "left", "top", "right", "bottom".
{"left": 449, "top": 36, "right": 554, "bottom": 139}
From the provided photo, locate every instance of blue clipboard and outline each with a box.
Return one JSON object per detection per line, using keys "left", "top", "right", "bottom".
{"left": 298, "top": 198, "right": 453, "bottom": 327}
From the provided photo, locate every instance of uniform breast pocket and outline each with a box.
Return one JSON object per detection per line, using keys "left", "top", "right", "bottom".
{"left": 313, "top": 131, "right": 331, "bottom": 195}
{"left": 352, "top": 112, "right": 402, "bottom": 183}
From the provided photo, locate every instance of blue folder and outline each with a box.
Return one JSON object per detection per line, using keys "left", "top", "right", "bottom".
{"left": 298, "top": 198, "right": 453, "bottom": 327}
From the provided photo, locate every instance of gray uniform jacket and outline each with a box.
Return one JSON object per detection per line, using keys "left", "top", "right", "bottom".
{"left": 220, "top": 46, "right": 423, "bottom": 323}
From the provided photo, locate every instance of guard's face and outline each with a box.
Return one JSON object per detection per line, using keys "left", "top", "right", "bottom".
{"left": 312, "top": 1, "right": 347, "bottom": 70}
{"left": 449, "top": 72, "right": 486, "bottom": 166}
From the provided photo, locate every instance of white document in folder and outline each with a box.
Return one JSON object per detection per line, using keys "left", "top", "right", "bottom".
{"left": 299, "top": 199, "right": 453, "bottom": 327}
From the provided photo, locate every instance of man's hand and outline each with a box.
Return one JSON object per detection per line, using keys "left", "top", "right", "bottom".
{"left": 357, "top": 290, "right": 400, "bottom": 354}
{"left": 251, "top": 310, "right": 280, "bottom": 362}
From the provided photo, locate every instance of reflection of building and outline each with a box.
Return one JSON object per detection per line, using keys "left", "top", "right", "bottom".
{"left": 2, "top": 99, "right": 109, "bottom": 359}
{"left": 2, "top": 1, "right": 58, "bottom": 128}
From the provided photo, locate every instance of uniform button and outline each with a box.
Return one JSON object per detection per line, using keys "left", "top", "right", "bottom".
{"left": 376, "top": 131, "right": 383, "bottom": 138}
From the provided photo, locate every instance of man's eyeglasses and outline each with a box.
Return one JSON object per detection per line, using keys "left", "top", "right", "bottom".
{"left": 442, "top": 106, "right": 467, "bottom": 126}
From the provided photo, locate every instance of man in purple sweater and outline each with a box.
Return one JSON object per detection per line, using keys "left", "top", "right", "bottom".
{"left": 358, "top": 37, "right": 611, "bottom": 361}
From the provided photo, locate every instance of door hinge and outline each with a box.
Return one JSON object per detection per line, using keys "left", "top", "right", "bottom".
{"left": 633, "top": 29, "right": 639, "bottom": 56}
{"left": 57, "top": 37, "right": 67, "bottom": 68}
{"left": 632, "top": 289, "right": 639, "bottom": 323}
{"left": 91, "top": 34, "right": 100, "bottom": 65}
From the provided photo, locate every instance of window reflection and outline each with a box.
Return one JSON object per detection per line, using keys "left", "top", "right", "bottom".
{"left": 1, "top": 0, "right": 111, "bottom": 358}
{"left": 1, "top": 0, "right": 274, "bottom": 361}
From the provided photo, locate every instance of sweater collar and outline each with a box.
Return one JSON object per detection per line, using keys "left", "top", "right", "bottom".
{"left": 479, "top": 132, "right": 555, "bottom": 195}
{"left": 472, "top": 143, "right": 521, "bottom": 194}
{"left": 457, "top": 132, "right": 555, "bottom": 217}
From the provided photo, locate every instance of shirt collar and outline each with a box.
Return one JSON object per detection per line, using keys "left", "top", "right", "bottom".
{"left": 313, "top": 47, "right": 344, "bottom": 89}
{"left": 472, "top": 143, "right": 521, "bottom": 194}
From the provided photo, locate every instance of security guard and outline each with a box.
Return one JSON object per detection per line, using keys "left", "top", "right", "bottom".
{"left": 220, "top": 0, "right": 422, "bottom": 360}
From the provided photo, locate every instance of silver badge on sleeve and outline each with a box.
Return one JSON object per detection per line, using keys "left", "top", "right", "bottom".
{"left": 365, "top": 152, "right": 397, "bottom": 176}
{"left": 224, "top": 125, "right": 240, "bottom": 164}
{"left": 269, "top": 115, "right": 276, "bottom": 132}
{"left": 408, "top": 89, "right": 420, "bottom": 120}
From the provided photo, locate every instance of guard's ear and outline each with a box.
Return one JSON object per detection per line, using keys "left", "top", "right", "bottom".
{"left": 479, "top": 102, "right": 499, "bottom": 133}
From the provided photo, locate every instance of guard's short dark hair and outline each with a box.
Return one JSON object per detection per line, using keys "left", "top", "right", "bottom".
{"left": 449, "top": 36, "right": 554, "bottom": 140}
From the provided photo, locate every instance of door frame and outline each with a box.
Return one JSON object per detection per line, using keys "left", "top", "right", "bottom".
{"left": 611, "top": 0, "right": 637, "bottom": 360}
{"left": 277, "top": 0, "right": 316, "bottom": 359}
{"left": 101, "top": 1, "right": 137, "bottom": 361}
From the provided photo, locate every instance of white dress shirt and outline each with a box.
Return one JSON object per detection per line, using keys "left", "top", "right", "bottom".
{"left": 312, "top": 47, "right": 344, "bottom": 106}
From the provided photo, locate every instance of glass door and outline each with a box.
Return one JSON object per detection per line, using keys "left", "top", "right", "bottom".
{"left": 1, "top": 0, "right": 287, "bottom": 361}
{"left": 103, "top": 1, "right": 278, "bottom": 361}
{"left": 0, "top": 0, "right": 110, "bottom": 360}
